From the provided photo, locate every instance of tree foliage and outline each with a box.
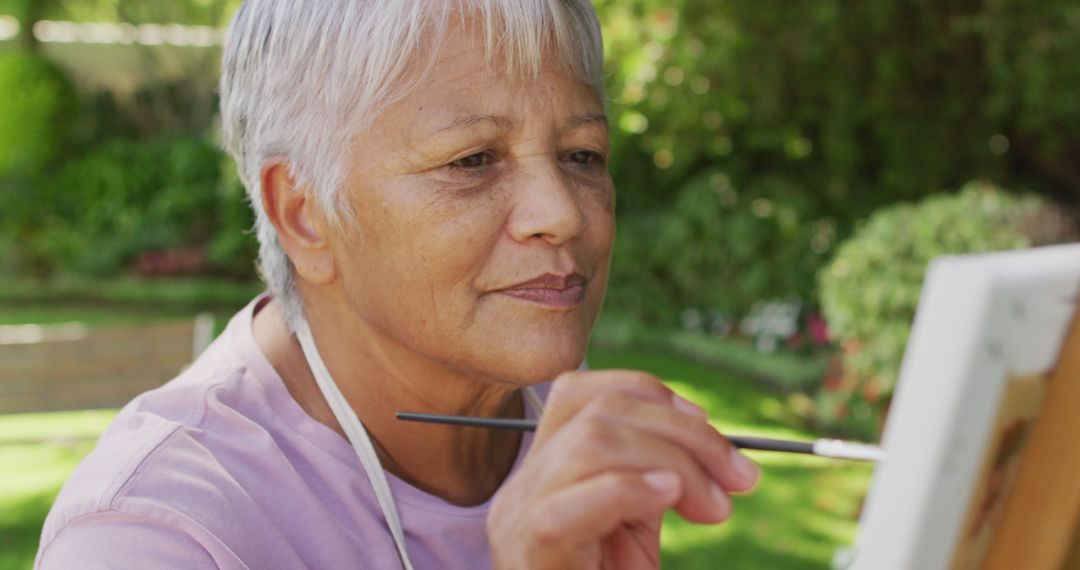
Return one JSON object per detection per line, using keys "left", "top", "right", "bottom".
{"left": 2, "top": 1, "right": 1077, "bottom": 318}
{"left": 0, "top": 0, "right": 240, "bottom": 27}
{"left": 596, "top": 0, "right": 1080, "bottom": 324}
{"left": 0, "top": 52, "right": 76, "bottom": 176}
{"left": 597, "top": 0, "right": 1080, "bottom": 214}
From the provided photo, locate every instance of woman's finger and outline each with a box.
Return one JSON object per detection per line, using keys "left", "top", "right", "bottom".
{"left": 527, "top": 470, "right": 680, "bottom": 561}
{"left": 575, "top": 394, "right": 760, "bottom": 494}
{"left": 538, "top": 369, "right": 705, "bottom": 442}
{"left": 530, "top": 413, "right": 734, "bottom": 524}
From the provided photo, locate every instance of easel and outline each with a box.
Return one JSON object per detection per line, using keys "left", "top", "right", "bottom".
{"left": 983, "top": 305, "right": 1080, "bottom": 570}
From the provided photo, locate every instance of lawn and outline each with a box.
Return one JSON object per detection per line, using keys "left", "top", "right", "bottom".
{"left": 0, "top": 410, "right": 114, "bottom": 570}
{"left": 0, "top": 327, "right": 872, "bottom": 569}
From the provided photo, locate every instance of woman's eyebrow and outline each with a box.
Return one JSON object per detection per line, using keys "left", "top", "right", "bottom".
{"left": 432, "top": 113, "right": 515, "bottom": 134}
{"left": 564, "top": 112, "right": 609, "bottom": 132}
{"left": 428, "top": 112, "right": 608, "bottom": 136}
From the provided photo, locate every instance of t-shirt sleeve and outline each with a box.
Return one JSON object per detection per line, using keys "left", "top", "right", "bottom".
{"left": 37, "top": 512, "right": 219, "bottom": 570}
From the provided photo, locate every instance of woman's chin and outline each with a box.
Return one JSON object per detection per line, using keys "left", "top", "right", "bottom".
{"left": 477, "top": 332, "right": 590, "bottom": 385}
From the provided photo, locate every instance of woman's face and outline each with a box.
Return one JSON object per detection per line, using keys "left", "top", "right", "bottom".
{"left": 327, "top": 27, "right": 614, "bottom": 385}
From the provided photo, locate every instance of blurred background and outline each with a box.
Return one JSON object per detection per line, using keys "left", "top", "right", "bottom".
{"left": 0, "top": 1, "right": 1077, "bottom": 568}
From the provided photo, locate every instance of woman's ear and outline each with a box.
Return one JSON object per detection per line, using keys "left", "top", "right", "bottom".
{"left": 260, "top": 160, "right": 337, "bottom": 286}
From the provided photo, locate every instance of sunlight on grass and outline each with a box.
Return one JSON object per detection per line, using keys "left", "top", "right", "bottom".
{"left": 0, "top": 410, "right": 116, "bottom": 505}
{"left": 0, "top": 409, "right": 116, "bottom": 443}
{"left": 0, "top": 443, "right": 97, "bottom": 503}
{"left": 0, "top": 410, "right": 116, "bottom": 570}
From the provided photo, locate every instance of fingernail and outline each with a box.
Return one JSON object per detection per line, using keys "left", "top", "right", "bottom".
{"left": 642, "top": 470, "right": 681, "bottom": 495}
{"left": 710, "top": 483, "right": 732, "bottom": 520}
{"left": 672, "top": 394, "right": 708, "bottom": 418}
{"left": 730, "top": 449, "right": 760, "bottom": 489}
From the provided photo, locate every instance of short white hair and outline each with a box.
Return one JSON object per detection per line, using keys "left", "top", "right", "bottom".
{"left": 219, "top": 0, "right": 605, "bottom": 330}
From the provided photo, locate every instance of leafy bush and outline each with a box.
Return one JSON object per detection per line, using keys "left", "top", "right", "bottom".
{"left": 0, "top": 52, "right": 76, "bottom": 177}
{"left": 816, "top": 182, "right": 1075, "bottom": 437}
{"left": 3, "top": 135, "right": 256, "bottom": 279}
{"left": 605, "top": 168, "right": 837, "bottom": 325}
{"left": 205, "top": 162, "right": 259, "bottom": 279}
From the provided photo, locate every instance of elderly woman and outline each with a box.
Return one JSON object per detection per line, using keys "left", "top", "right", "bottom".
{"left": 36, "top": 1, "right": 758, "bottom": 568}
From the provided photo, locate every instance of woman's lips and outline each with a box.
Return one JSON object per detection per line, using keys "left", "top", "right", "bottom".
{"left": 496, "top": 285, "right": 586, "bottom": 307}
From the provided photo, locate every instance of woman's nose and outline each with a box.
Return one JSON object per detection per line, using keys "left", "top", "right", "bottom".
{"left": 505, "top": 160, "right": 588, "bottom": 246}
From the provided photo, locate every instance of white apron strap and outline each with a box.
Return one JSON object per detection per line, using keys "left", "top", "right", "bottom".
{"left": 295, "top": 317, "right": 543, "bottom": 570}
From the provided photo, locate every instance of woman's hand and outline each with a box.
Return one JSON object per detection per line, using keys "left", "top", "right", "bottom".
{"left": 487, "top": 370, "right": 760, "bottom": 569}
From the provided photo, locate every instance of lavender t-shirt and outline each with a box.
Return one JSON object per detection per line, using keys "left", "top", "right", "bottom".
{"left": 36, "top": 296, "right": 543, "bottom": 569}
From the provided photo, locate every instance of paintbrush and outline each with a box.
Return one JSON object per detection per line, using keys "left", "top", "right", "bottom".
{"left": 395, "top": 412, "right": 885, "bottom": 462}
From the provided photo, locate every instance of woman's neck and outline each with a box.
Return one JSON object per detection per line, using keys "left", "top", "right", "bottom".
{"left": 252, "top": 298, "right": 525, "bottom": 506}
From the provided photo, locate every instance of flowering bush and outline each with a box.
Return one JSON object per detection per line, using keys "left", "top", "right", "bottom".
{"left": 814, "top": 182, "right": 1075, "bottom": 438}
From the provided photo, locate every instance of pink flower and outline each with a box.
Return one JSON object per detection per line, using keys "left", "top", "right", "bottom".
{"left": 807, "top": 312, "right": 830, "bottom": 345}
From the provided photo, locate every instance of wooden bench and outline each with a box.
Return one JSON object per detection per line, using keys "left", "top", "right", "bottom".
{"left": 0, "top": 315, "right": 214, "bottom": 413}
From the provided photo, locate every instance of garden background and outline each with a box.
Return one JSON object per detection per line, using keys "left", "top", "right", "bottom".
{"left": 0, "top": 0, "right": 1078, "bottom": 568}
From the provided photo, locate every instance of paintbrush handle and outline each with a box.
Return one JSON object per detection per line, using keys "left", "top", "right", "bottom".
{"left": 396, "top": 412, "right": 537, "bottom": 431}
{"left": 394, "top": 412, "right": 884, "bottom": 462}
{"left": 727, "top": 436, "right": 815, "bottom": 455}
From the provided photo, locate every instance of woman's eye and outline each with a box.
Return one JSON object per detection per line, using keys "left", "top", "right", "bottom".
{"left": 566, "top": 150, "right": 606, "bottom": 167}
{"left": 449, "top": 152, "right": 494, "bottom": 170}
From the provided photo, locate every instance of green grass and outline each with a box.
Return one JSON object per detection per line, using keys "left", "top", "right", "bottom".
{"left": 0, "top": 304, "right": 197, "bottom": 326}
{"left": 0, "top": 303, "right": 239, "bottom": 331}
{"left": 0, "top": 277, "right": 262, "bottom": 309}
{"left": 591, "top": 314, "right": 831, "bottom": 393}
{"left": 0, "top": 315, "right": 871, "bottom": 570}
{"left": 0, "top": 410, "right": 115, "bottom": 570}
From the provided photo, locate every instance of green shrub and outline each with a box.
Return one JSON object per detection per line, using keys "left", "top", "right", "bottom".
{"left": 816, "top": 182, "right": 1074, "bottom": 437}
{"left": 0, "top": 52, "right": 76, "bottom": 177}
{"left": 205, "top": 162, "right": 258, "bottom": 279}
{"left": 4, "top": 135, "right": 256, "bottom": 279}
{"left": 605, "top": 168, "right": 836, "bottom": 325}
{"left": 43, "top": 136, "right": 219, "bottom": 275}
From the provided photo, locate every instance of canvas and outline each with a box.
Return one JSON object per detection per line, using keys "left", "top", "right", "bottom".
{"left": 850, "top": 243, "right": 1080, "bottom": 570}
